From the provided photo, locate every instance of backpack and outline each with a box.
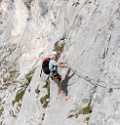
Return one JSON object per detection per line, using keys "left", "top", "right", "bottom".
{"left": 41, "top": 57, "right": 50, "bottom": 75}
{"left": 40, "top": 57, "right": 57, "bottom": 78}
{"left": 39, "top": 57, "right": 50, "bottom": 83}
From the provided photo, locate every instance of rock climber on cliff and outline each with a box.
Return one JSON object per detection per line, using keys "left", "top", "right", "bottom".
{"left": 49, "top": 51, "right": 70, "bottom": 100}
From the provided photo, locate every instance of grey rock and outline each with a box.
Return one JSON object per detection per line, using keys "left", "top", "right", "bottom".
{"left": 0, "top": 0, "right": 120, "bottom": 125}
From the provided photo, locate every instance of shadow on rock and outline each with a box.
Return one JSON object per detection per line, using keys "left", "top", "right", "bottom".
{"left": 61, "top": 68, "right": 74, "bottom": 96}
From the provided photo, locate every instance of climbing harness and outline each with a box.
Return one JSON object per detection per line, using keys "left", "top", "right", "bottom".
{"left": 51, "top": 73, "right": 62, "bottom": 82}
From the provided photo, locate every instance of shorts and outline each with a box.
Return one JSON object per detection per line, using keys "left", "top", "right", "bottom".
{"left": 51, "top": 73, "right": 61, "bottom": 86}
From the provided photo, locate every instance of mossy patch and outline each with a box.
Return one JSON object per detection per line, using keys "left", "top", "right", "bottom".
{"left": 12, "top": 69, "right": 35, "bottom": 106}
{"left": 25, "top": 68, "right": 35, "bottom": 83}
{"left": 53, "top": 42, "right": 65, "bottom": 60}
{"left": 35, "top": 88, "right": 40, "bottom": 95}
{"left": 80, "top": 102, "right": 92, "bottom": 114}
{"left": 0, "top": 98, "right": 2, "bottom": 103}
{"left": 75, "top": 102, "right": 92, "bottom": 118}
{"left": 40, "top": 94, "right": 50, "bottom": 108}
{"left": 0, "top": 106, "right": 4, "bottom": 116}
{"left": 40, "top": 81, "right": 50, "bottom": 108}
{"left": 67, "top": 101, "right": 92, "bottom": 118}
{"left": 12, "top": 90, "right": 25, "bottom": 106}
{"left": 85, "top": 117, "right": 90, "bottom": 122}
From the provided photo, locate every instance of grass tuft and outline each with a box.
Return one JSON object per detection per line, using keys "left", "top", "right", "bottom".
{"left": 67, "top": 101, "right": 92, "bottom": 118}
{"left": 40, "top": 81, "right": 50, "bottom": 108}
{"left": 12, "top": 90, "right": 25, "bottom": 106}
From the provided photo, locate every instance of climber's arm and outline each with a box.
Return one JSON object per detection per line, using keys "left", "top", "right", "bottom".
{"left": 57, "top": 62, "right": 70, "bottom": 68}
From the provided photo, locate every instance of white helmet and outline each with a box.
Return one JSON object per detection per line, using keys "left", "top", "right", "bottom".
{"left": 50, "top": 51, "right": 57, "bottom": 58}
{"left": 51, "top": 51, "right": 57, "bottom": 55}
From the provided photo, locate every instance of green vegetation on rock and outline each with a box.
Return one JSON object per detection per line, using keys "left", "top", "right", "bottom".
{"left": 53, "top": 42, "right": 65, "bottom": 60}
{"left": 67, "top": 101, "right": 92, "bottom": 118}
{"left": 35, "top": 88, "right": 40, "bottom": 95}
{"left": 85, "top": 116, "right": 90, "bottom": 122}
{"left": 75, "top": 102, "right": 92, "bottom": 118}
{"left": 12, "top": 90, "right": 25, "bottom": 106}
{"left": 40, "top": 81, "right": 50, "bottom": 108}
{"left": 25, "top": 68, "right": 35, "bottom": 83}
{"left": 12, "top": 68, "right": 35, "bottom": 106}
{"left": 0, "top": 106, "right": 4, "bottom": 116}
{"left": 80, "top": 102, "right": 92, "bottom": 114}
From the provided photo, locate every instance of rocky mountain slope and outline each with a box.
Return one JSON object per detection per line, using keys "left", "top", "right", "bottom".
{"left": 0, "top": 0, "right": 120, "bottom": 125}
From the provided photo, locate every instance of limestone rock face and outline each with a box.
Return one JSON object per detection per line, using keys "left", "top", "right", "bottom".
{"left": 0, "top": 0, "right": 120, "bottom": 125}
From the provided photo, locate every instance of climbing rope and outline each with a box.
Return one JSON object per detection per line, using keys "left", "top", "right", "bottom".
{"left": 70, "top": 68, "right": 106, "bottom": 88}
{"left": 69, "top": 68, "right": 120, "bottom": 91}
{"left": 62, "top": 75, "right": 81, "bottom": 86}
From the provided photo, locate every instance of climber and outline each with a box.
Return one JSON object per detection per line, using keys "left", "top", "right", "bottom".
{"left": 49, "top": 51, "right": 70, "bottom": 100}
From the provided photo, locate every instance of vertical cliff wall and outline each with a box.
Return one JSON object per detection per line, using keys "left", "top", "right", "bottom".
{"left": 0, "top": 0, "right": 120, "bottom": 125}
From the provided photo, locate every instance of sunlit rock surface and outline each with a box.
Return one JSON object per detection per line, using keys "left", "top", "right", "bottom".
{"left": 0, "top": 0, "right": 120, "bottom": 125}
